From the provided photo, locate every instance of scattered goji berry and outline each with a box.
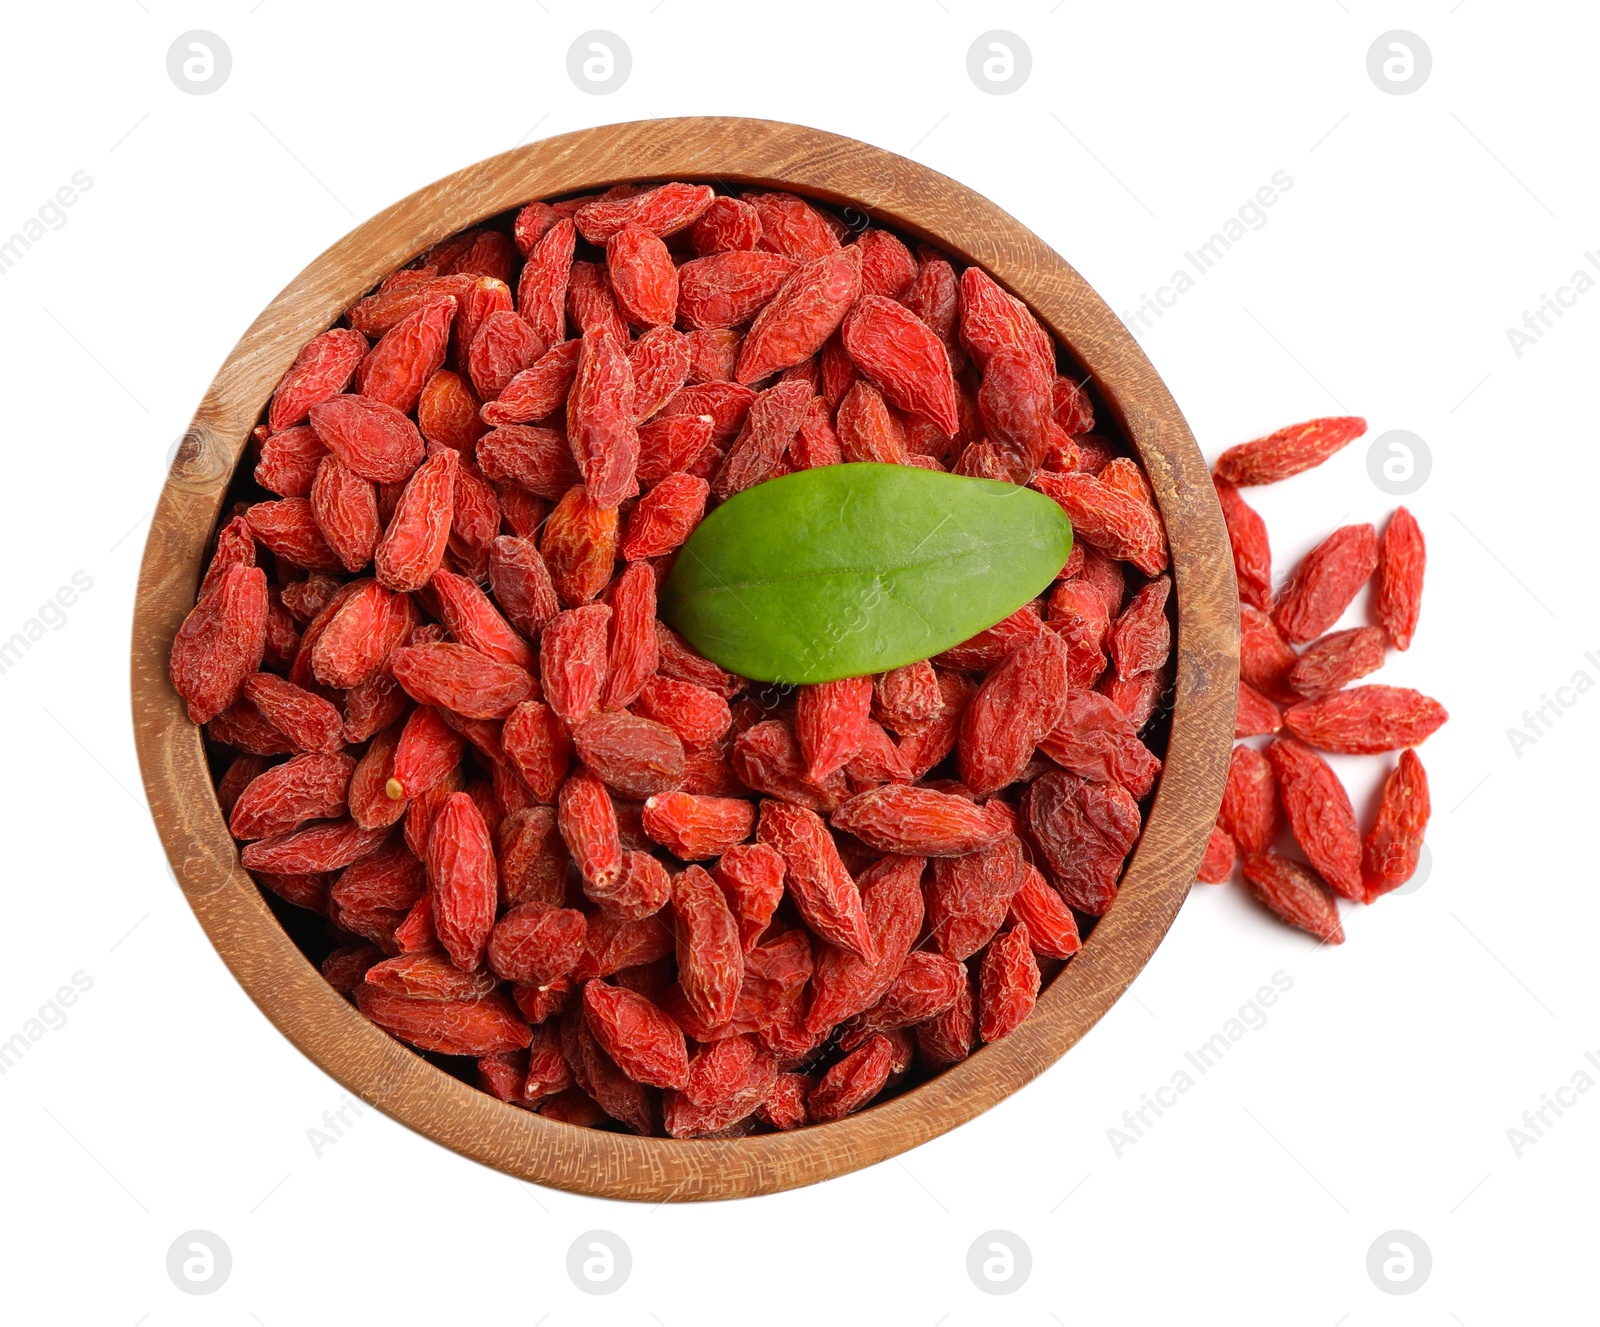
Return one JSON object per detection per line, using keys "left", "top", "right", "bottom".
{"left": 1376, "top": 506, "right": 1425, "bottom": 651}
{"left": 1361, "top": 749, "right": 1430, "bottom": 902}
{"left": 1283, "top": 685, "right": 1448, "bottom": 754}
{"left": 1214, "top": 416, "right": 1367, "bottom": 486}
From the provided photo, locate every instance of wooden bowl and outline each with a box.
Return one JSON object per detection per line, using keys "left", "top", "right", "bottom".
{"left": 131, "top": 117, "right": 1238, "bottom": 1201}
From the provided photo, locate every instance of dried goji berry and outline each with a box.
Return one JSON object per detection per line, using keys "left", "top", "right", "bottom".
{"left": 565, "top": 328, "right": 639, "bottom": 510}
{"left": 357, "top": 294, "right": 455, "bottom": 414}
{"left": 841, "top": 294, "right": 959, "bottom": 437}
{"left": 1215, "top": 416, "right": 1367, "bottom": 486}
{"left": 575, "top": 182, "right": 715, "bottom": 243}
{"left": 373, "top": 446, "right": 457, "bottom": 591}
{"left": 1240, "top": 852, "right": 1344, "bottom": 944}
{"left": 1007, "top": 864, "right": 1082, "bottom": 957}
{"left": 808, "top": 1033, "right": 892, "bottom": 1121}
{"left": 1289, "top": 625, "right": 1386, "bottom": 700}
{"left": 1108, "top": 575, "right": 1171, "bottom": 681}
{"left": 1376, "top": 506, "right": 1425, "bottom": 651}
{"left": 736, "top": 247, "right": 861, "bottom": 385}
{"left": 432, "top": 568, "right": 533, "bottom": 671}
{"left": 481, "top": 339, "right": 581, "bottom": 428}
{"left": 900, "top": 257, "right": 962, "bottom": 372}
{"left": 925, "top": 832, "right": 1026, "bottom": 959}
{"left": 915, "top": 965, "right": 976, "bottom": 1067}
{"left": 958, "top": 269, "right": 1053, "bottom": 375}
{"left": 356, "top": 985, "right": 530, "bottom": 1056}
{"left": 487, "top": 535, "right": 561, "bottom": 639}
{"left": 1239, "top": 603, "right": 1298, "bottom": 699}
{"left": 1235, "top": 681, "right": 1283, "bottom": 737}
{"left": 467, "top": 308, "right": 545, "bottom": 401}
{"left": 959, "top": 631, "right": 1070, "bottom": 795}
{"left": 1267, "top": 738, "right": 1362, "bottom": 901}
{"left": 1023, "top": 770, "right": 1140, "bottom": 916}
{"left": 832, "top": 784, "right": 1006, "bottom": 856}
{"left": 806, "top": 852, "right": 923, "bottom": 1036}
{"left": 853, "top": 228, "right": 917, "bottom": 300}
{"left": 667, "top": 863, "right": 742, "bottom": 1029}
{"left": 1197, "top": 824, "right": 1236, "bottom": 883}
{"left": 628, "top": 326, "right": 691, "bottom": 423}
{"left": 309, "top": 456, "right": 380, "bottom": 573}
{"left": 557, "top": 767, "right": 622, "bottom": 891}
{"left": 582, "top": 980, "right": 688, "bottom": 1088}
{"left": 573, "top": 711, "right": 684, "bottom": 799}
{"left": 1219, "top": 744, "right": 1277, "bottom": 856}
{"left": 1037, "top": 689, "right": 1162, "bottom": 798}
{"left": 635, "top": 789, "right": 748, "bottom": 859}
{"left": 228, "top": 751, "right": 354, "bottom": 840}
{"left": 565, "top": 260, "right": 630, "bottom": 346}
{"left": 713, "top": 378, "right": 812, "bottom": 496}
{"left": 539, "top": 605, "right": 611, "bottom": 727}
{"left": 247, "top": 498, "right": 344, "bottom": 573}
{"left": 242, "top": 672, "right": 344, "bottom": 753}
{"left": 516, "top": 217, "right": 576, "bottom": 348}
{"left": 978, "top": 923, "right": 1039, "bottom": 1042}
{"left": 255, "top": 425, "right": 328, "bottom": 498}
{"left": 1283, "top": 685, "right": 1448, "bottom": 754}
{"left": 621, "top": 473, "right": 708, "bottom": 561}
{"left": 475, "top": 423, "right": 580, "bottom": 497}
{"left": 606, "top": 223, "right": 679, "bottom": 329}
{"left": 417, "top": 368, "right": 487, "bottom": 454}
{"left": 485, "top": 902, "right": 586, "bottom": 990}
{"left": 1362, "top": 749, "right": 1430, "bottom": 902}
{"left": 1214, "top": 475, "right": 1273, "bottom": 610}
{"left": 1032, "top": 469, "right": 1167, "bottom": 576}
{"left": 390, "top": 641, "right": 534, "bottom": 719}
{"left": 425, "top": 791, "right": 498, "bottom": 970}
{"left": 714, "top": 843, "right": 786, "bottom": 951}
{"left": 834, "top": 380, "right": 909, "bottom": 465}
{"left": 690, "top": 195, "right": 762, "bottom": 255}
{"left": 757, "top": 799, "right": 875, "bottom": 959}
{"left": 539, "top": 485, "right": 618, "bottom": 608}
{"left": 1274, "top": 523, "right": 1379, "bottom": 644}
{"left": 269, "top": 328, "right": 367, "bottom": 431}
{"left": 744, "top": 190, "right": 840, "bottom": 259}
{"left": 169, "top": 564, "right": 267, "bottom": 723}
{"left": 976, "top": 345, "right": 1053, "bottom": 471}
{"left": 308, "top": 393, "right": 426, "bottom": 484}
{"left": 241, "top": 817, "right": 389, "bottom": 874}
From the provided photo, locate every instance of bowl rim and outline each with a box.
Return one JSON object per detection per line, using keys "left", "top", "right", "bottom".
{"left": 130, "top": 116, "right": 1238, "bottom": 1202}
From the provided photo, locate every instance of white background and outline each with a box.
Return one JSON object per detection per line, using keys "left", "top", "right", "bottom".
{"left": 0, "top": 2, "right": 1594, "bottom": 1322}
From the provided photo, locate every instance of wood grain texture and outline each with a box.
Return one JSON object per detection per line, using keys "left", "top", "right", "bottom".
{"left": 130, "top": 118, "right": 1239, "bottom": 1202}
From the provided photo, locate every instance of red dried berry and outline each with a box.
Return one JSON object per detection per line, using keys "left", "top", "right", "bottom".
{"left": 1214, "top": 476, "right": 1274, "bottom": 610}
{"left": 1219, "top": 744, "right": 1277, "bottom": 856}
{"left": 1274, "top": 523, "right": 1379, "bottom": 644}
{"left": 1283, "top": 686, "right": 1448, "bottom": 754}
{"left": 1215, "top": 417, "right": 1367, "bottom": 486}
{"left": 1289, "top": 626, "right": 1386, "bottom": 700}
{"left": 736, "top": 247, "right": 862, "bottom": 385}
{"left": 1267, "top": 738, "right": 1362, "bottom": 901}
{"left": 1376, "top": 506, "right": 1425, "bottom": 650}
{"left": 169, "top": 564, "right": 268, "bottom": 724}
{"left": 1198, "top": 824, "right": 1236, "bottom": 883}
{"left": 1362, "top": 749, "right": 1430, "bottom": 902}
{"left": 831, "top": 784, "right": 1006, "bottom": 856}
{"left": 978, "top": 923, "right": 1039, "bottom": 1043}
{"left": 1240, "top": 853, "right": 1345, "bottom": 944}
{"left": 756, "top": 800, "right": 875, "bottom": 960}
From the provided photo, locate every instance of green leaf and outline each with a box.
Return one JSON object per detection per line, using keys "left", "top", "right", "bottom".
{"left": 658, "top": 462, "right": 1073, "bottom": 684}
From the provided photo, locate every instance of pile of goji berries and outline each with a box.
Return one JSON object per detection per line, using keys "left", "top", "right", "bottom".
{"left": 1203, "top": 417, "right": 1445, "bottom": 942}
{"left": 170, "top": 180, "right": 1175, "bottom": 1137}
